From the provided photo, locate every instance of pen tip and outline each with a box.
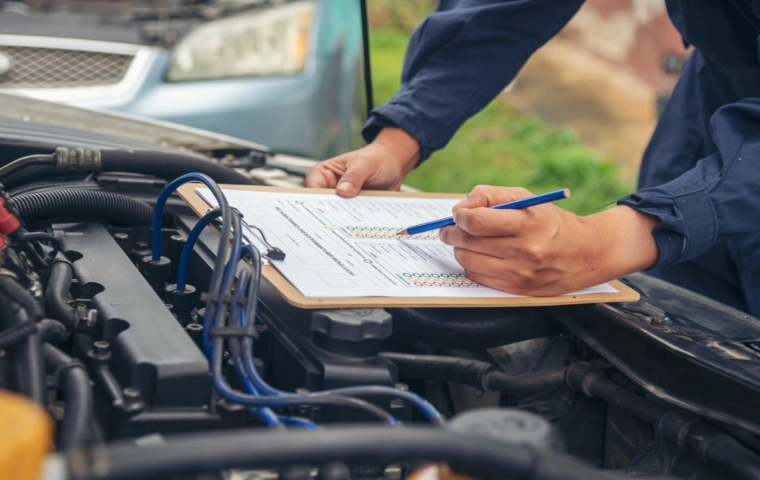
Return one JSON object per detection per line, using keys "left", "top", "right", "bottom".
{"left": 395, "top": 229, "right": 408, "bottom": 236}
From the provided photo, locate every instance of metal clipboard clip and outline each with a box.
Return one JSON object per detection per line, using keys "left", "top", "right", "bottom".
{"left": 242, "top": 221, "right": 286, "bottom": 261}
{"left": 207, "top": 208, "right": 286, "bottom": 263}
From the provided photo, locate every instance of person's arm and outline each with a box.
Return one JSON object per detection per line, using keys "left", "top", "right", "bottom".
{"left": 306, "top": 0, "right": 585, "bottom": 196}
{"left": 439, "top": 99, "right": 760, "bottom": 295}
{"left": 617, "top": 99, "right": 760, "bottom": 266}
{"left": 364, "top": 0, "right": 586, "bottom": 162}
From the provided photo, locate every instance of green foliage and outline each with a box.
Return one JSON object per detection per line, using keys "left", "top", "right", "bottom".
{"left": 369, "top": 26, "right": 634, "bottom": 216}
{"left": 367, "top": 0, "right": 437, "bottom": 33}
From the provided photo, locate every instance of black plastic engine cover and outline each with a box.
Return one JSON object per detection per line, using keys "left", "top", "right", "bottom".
{"left": 550, "top": 272, "right": 760, "bottom": 436}
{"left": 56, "top": 222, "right": 211, "bottom": 408}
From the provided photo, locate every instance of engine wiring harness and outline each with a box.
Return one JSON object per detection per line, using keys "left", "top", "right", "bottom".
{"left": 0, "top": 145, "right": 759, "bottom": 480}
{"left": 150, "top": 173, "right": 444, "bottom": 428}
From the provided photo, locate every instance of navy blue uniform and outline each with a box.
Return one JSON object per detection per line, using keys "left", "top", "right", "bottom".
{"left": 363, "top": 0, "right": 760, "bottom": 314}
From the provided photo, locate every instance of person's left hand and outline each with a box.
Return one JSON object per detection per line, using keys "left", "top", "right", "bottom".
{"left": 438, "top": 185, "right": 660, "bottom": 296}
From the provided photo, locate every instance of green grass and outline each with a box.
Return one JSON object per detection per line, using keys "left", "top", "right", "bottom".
{"left": 370, "top": 29, "right": 634, "bottom": 216}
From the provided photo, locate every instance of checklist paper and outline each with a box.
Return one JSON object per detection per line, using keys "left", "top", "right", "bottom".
{"left": 196, "top": 188, "right": 618, "bottom": 298}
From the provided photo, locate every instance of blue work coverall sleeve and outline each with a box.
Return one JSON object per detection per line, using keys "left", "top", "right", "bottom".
{"left": 618, "top": 99, "right": 760, "bottom": 267}
{"left": 362, "top": 0, "right": 585, "bottom": 161}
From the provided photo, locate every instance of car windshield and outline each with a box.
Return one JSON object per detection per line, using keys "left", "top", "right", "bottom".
{"left": 0, "top": 0, "right": 304, "bottom": 47}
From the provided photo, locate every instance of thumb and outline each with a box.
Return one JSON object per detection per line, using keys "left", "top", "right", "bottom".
{"left": 336, "top": 157, "right": 376, "bottom": 197}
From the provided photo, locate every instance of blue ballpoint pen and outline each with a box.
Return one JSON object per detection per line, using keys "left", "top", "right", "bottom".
{"left": 395, "top": 188, "right": 570, "bottom": 236}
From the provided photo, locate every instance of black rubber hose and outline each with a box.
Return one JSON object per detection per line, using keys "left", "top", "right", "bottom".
{"left": 566, "top": 367, "right": 665, "bottom": 425}
{"left": 43, "top": 343, "right": 93, "bottom": 451}
{"left": 2, "top": 165, "right": 70, "bottom": 191}
{"left": 2, "top": 229, "right": 51, "bottom": 275}
{"left": 46, "top": 258, "right": 77, "bottom": 330}
{"left": 0, "top": 321, "right": 37, "bottom": 350}
{"left": 486, "top": 368, "right": 568, "bottom": 394}
{"left": 387, "top": 307, "right": 564, "bottom": 350}
{"left": 0, "top": 276, "right": 46, "bottom": 404}
{"left": 93, "top": 364, "right": 124, "bottom": 406}
{"left": 683, "top": 424, "right": 760, "bottom": 480}
{"left": 0, "top": 318, "right": 69, "bottom": 347}
{"left": 381, "top": 352, "right": 568, "bottom": 395}
{"left": 64, "top": 426, "right": 664, "bottom": 480}
{"left": 373, "top": 356, "right": 760, "bottom": 480}
{"left": 382, "top": 352, "right": 495, "bottom": 389}
{"left": 565, "top": 365, "right": 760, "bottom": 480}
{"left": 99, "top": 150, "right": 255, "bottom": 185}
{"left": 38, "top": 319, "right": 68, "bottom": 344}
{"left": 0, "top": 271, "right": 45, "bottom": 317}
{"left": 0, "top": 154, "right": 54, "bottom": 181}
{"left": 387, "top": 357, "right": 760, "bottom": 479}
{"left": 10, "top": 189, "right": 153, "bottom": 226}
{"left": 0, "top": 149, "right": 256, "bottom": 187}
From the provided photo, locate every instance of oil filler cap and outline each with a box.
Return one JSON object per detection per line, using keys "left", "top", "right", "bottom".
{"left": 447, "top": 408, "right": 564, "bottom": 452}
{"left": 310, "top": 309, "right": 392, "bottom": 342}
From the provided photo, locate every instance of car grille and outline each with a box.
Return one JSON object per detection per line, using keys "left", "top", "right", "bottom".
{"left": 0, "top": 46, "right": 133, "bottom": 88}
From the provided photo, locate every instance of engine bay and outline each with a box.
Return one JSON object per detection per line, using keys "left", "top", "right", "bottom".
{"left": 2, "top": 138, "right": 760, "bottom": 480}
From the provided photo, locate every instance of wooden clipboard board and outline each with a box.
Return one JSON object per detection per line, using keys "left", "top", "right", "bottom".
{"left": 178, "top": 183, "right": 639, "bottom": 309}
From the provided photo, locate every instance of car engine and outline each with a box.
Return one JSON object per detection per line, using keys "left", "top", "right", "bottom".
{"left": 3, "top": 120, "right": 760, "bottom": 480}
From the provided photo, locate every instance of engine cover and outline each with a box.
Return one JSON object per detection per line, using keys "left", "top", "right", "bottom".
{"left": 57, "top": 222, "right": 211, "bottom": 409}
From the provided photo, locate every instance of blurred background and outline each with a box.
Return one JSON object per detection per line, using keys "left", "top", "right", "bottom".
{"left": 0, "top": 0, "right": 368, "bottom": 163}
{"left": 0, "top": 0, "right": 689, "bottom": 215}
{"left": 367, "top": 0, "right": 689, "bottom": 215}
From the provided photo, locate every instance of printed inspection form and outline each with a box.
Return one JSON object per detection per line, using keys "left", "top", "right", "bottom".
{"left": 196, "top": 188, "right": 619, "bottom": 298}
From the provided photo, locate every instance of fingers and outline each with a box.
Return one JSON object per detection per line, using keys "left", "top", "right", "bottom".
{"left": 441, "top": 225, "right": 554, "bottom": 266}
{"left": 305, "top": 131, "right": 416, "bottom": 196}
{"left": 305, "top": 152, "right": 385, "bottom": 197}
{"left": 304, "top": 154, "right": 376, "bottom": 197}
{"left": 335, "top": 155, "right": 378, "bottom": 197}
{"left": 305, "top": 165, "right": 337, "bottom": 189}
{"left": 305, "top": 155, "right": 348, "bottom": 189}
{"left": 452, "top": 248, "right": 533, "bottom": 291}
{"left": 465, "top": 270, "right": 561, "bottom": 297}
{"left": 452, "top": 247, "right": 561, "bottom": 295}
{"left": 439, "top": 226, "right": 520, "bottom": 257}
{"left": 453, "top": 185, "right": 534, "bottom": 212}
{"left": 452, "top": 207, "right": 542, "bottom": 237}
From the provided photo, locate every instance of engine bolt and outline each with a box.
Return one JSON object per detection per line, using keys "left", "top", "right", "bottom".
{"left": 123, "top": 387, "right": 141, "bottom": 402}
{"left": 121, "top": 387, "right": 146, "bottom": 414}
{"left": 92, "top": 341, "right": 110, "bottom": 356}
{"left": 185, "top": 322, "right": 204, "bottom": 348}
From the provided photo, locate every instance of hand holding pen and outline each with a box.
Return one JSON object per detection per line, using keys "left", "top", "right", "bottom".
{"left": 396, "top": 188, "right": 569, "bottom": 236}
{"left": 434, "top": 185, "right": 660, "bottom": 297}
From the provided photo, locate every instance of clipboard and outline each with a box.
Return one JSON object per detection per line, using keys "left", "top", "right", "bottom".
{"left": 178, "top": 183, "right": 639, "bottom": 309}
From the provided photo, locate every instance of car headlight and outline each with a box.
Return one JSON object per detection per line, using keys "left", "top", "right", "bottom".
{"left": 166, "top": 1, "right": 314, "bottom": 82}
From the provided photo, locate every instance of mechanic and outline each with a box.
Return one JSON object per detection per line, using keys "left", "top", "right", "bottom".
{"left": 305, "top": 0, "right": 760, "bottom": 315}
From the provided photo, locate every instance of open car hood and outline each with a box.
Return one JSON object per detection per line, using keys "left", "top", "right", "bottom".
{"left": 0, "top": 91, "right": 270, "bottom": 154}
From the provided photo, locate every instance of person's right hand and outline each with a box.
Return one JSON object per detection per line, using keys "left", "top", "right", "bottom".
{"left": 305, "top": 127, "right": 421, "bottom": 197}
{"left": 439, "top": 185, "right": 659, "bottom": 296}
